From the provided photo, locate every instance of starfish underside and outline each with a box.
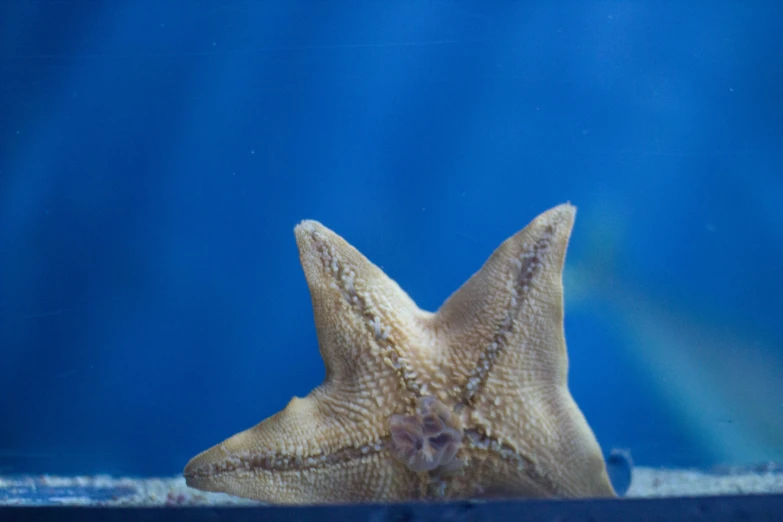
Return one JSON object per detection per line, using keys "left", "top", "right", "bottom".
{"left": 184, "top": 204, "right": 616, "bottom": 504}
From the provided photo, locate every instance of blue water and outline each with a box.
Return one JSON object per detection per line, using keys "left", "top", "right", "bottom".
{"left": 1, "top": 1, "right": 781, "bottom": 479}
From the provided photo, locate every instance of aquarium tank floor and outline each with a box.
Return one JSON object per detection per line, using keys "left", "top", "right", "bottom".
{"left": 1, "top": 465, "right": 783, "bottom": 506}
{"left": 1, "top": 468, "right": 783, "bottom": 522}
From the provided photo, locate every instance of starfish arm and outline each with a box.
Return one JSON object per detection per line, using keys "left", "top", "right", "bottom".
{"left": 296, "top": 220, "right": 445, "bottom": 408}
{"left": 430, "top": 204, "right": 615, "bottom": 498}
{"left": 183, "top": 392, "right": 414, "bottom": 503}
{"left": 294, "top": 220, "right": 427, "bottom": 390}
{"left": 431, "top": 204, "right": 575, "bottom": 390}
{"left": 185, "top": 221, "right": 432, "bottom": 503}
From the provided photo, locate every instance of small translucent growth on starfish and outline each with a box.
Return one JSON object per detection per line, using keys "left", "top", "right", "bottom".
{"left": 389, "top": 396, "right": 463, "bottom": 473}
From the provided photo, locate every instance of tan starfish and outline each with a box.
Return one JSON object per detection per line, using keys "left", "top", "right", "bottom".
{"left": 184, "top": 203, "right": 616, "bottom": 503}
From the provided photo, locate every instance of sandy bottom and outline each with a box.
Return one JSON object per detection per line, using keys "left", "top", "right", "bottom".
{"left": 1, "top": 467, "right": 782, "bottom": 506}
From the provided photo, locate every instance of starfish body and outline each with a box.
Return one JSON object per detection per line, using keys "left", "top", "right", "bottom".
{"left": 184, "top": 204, "right": 616, "bottom": 503}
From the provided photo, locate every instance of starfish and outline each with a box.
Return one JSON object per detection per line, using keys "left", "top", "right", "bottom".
{"left": 184, "top": 204, "right": 616, "bottom": 503}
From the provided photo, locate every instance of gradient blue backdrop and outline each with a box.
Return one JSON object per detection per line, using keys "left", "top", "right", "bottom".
{"left": 1, "top": 1, "right": 781, "bottom": 477}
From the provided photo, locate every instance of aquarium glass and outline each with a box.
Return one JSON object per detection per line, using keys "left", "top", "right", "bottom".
{"left": 1, "top": 0, "right": 781, "bottom": 508}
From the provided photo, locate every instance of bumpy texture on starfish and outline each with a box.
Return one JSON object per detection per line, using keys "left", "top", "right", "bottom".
{"left": 184, "top": 204, "right": 616, "bottom": 503}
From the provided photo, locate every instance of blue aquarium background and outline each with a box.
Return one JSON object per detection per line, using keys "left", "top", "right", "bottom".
{"left": 1, "top": 1, "right": 781, "bottom": 479}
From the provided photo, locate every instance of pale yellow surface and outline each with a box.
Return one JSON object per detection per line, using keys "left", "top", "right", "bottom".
{"left": 183, "top": 204, "right": 615, "bottom": 504}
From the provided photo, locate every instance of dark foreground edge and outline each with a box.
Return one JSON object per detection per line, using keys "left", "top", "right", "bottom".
{"left": 2, "top": 494, "right": 783, "bottom": 522}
